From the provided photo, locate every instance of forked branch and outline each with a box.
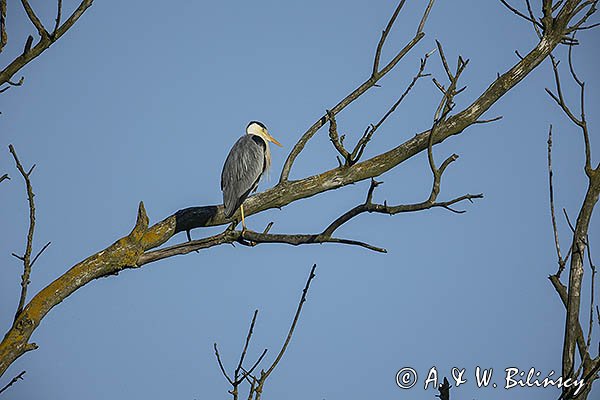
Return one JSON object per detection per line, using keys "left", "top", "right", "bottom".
{"left": 8, "top": 145, "right": 48, "bottom": 323}
{"left": 328, "top": 51, "right": 433, "bottom": 167}
{"left": 280, "top": 0, "right": 436, "bottom": 182}
{"left": 0, "top": 1, "right": 93, "bottom": 89}
{"left": 214, "top": 265, "right": 317, "bottom": 400}
{"left": 543, "top": 33, "right": 599, "bottom": 400}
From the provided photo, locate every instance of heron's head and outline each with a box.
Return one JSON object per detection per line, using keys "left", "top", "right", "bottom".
{"left": 246, "top": 121, "right": 282, "bottom": 147}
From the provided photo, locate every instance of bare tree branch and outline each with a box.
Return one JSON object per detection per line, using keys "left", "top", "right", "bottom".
{"left": 372, "top": 0, "right": 407, "bottom": 76}
{"left": 0, "top": 0, "right": 6, "bottom": 53}
{"left": 144, "top": 161, "right": 483, "bottom": 267}
{"left": 432, "top": 41, "right": 469, "bottom": 123}
{"left": 350, "top": 51, "right": 434, "bottom": 165}
{"left": 0, "top": 1, "right": 93, "bottom": 88}
{"left": 585, "top": 236, "right": 596, "bottom": 351}
{"left": 566, "top": 0, "right": 599, "bottom": 32}
{"left": 474, "top": 116, "right": 503, "bottom": 124}
{"left": 326, "top": 110, "right": 351, "bottom": 164}
{"left": 499, "top": 0, "right": 544, "bottom": 28}
{"left": 138, "top": 221, "right": 387, "bottom": 268}
{"left": 541, "top": 30, "right": 599, "bottom": 398}
{"left": 30, "top": 241, "right": 51, "bottom": 269}
{"left": 0, "top": 0, "right": 596, "bottom": 382}
{"left": 552, "top": 79, "right": 598, "bottom": 394}
{"left": 548, "top": 125, "right": 568, "bottom": 277}
{"left": 213, "top": 343, "right": 234, "bottom": 386}
{"left": 214, "top": 266, "right": 316, "bottom": 400}
{"left": 254, "top": 264, "right": 317, "bottom": 400}
{"left": 527, "top": 0, "right": 544, "bottom": 37}
{"left": 8, "top": 145, "right": 37, "bottom": 322}
{"left": 23, "top": 35, "right": 32, "bottom": 55}
{"left": 235, "top": 310, "right": 259, "bottom": 383}
{"left": 20, "top": 1, "right": 49, "bottom": 38}
{"left": 0, "top": 370, "right": 25, "bottom": 395}
{"left": 549, "top": 275, "right": 592, "bottom": 370}
{"left": 0, "top": 77, "right": 24, "bottom": 94}
{"left": 53, "top": 0, "right": 63, "bottom": 36}
{"left": 279, "top": 0, "right": 435, "bottom": 182}
{"left": 329, "top": 51, "right": 433, "bottom": 167}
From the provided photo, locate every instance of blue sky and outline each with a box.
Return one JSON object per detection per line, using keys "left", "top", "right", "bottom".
{"left": 0, "top": 1, "right": 598, "bottom": 399}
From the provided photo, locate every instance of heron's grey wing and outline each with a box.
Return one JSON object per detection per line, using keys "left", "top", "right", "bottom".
{"left": 221, "top": 135, "right": 265, "bottom": 218}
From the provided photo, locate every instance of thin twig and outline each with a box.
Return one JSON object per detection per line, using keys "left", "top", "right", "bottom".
{"left": 23, "top": 35, "right": 33, "bottom": 54}
{"left": 8, "top": 145, "right": 37, "bottom": 322}
{"left": 256, "top": 265, "right": 317, "bottom": 394}
{"left": 548, "top": 125, "right": 567, "bottom": 277}
{"left": 585, "top": 235, "right": 596, "bottom": 350}
{"left": 214, "top": 312, "right": 268, "bottom": 400}
{"left": 416, "top": 0, "right": 436, "bottom": 34}
{"left": 30, "top": 241, "right": 51, "bottom": 268}
{"left": 349, "top": 51, "right": 433, "bottom": 165}
{"left": 432, "top": 41, "right": 469, "bottom": 123}
{"left": 0, "top": 173, "right": 9, "bottom": 183}
{"left": 546, "top": 54, "right": 582, "bottom": 126}
{"left": 235, "top": 310, "right": 259, "bottom": 385}
{"left": 572, "top": 21, "right": 600, "bottom": 30}
{"left": 0, "top": 370, "right": 25, "bottom": 395}
{"left": 239, "top": 349, "right": 267, "bottom": 385}
{"left": 566, "top": 0, "right": 598, "bottom": 33}
{"left": 372, "top": 0, "right": 407, "bottom": 77}
{"left": 553, "top": 1, "right": 565, "bottom": 13}
{"left": 213, "top": 343, "right": 234, "bottom": 385}
{"left": 0, "top": 77, "right": 24, "bottom": 94}
{"left": 53, "top": 0, "right": 63, "bottom": 36}
{"left": 563, "top": 208, "right": 576, "bottom": 233}
{"left": 20, "top": 0, "right": 49, "bottom": 38}
{"left": 499, "top": 0, "right": 545, "bottom": 29}
{"left": 474, "top": 116, "right": 503, "bottom": 124}
{"left": 326, "top": 110, "right": 351, "bottom": 163}
{"left": 566, "top": 37, "right": 593, "bottom": 175}
{"left": 525, "top": 0, "right": 543, "bottom": 38}
{"left": 279, "top": 0, "right": 435, "bottom": 182}
{"left": 515, "top": 49, "right": 524, "bottom": 60}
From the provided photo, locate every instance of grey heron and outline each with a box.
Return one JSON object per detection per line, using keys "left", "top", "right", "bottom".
{"left": 221, "top": 121, "right": 282, "bottom": 229}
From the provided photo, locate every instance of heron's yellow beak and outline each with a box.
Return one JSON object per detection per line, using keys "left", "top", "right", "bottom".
{"left": 266, "top": 131, "right": 283, "bottom": 147}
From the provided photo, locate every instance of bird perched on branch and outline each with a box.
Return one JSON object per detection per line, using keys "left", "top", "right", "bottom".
{"left": 221, "top": 121, "right": 282, "bottom": 229}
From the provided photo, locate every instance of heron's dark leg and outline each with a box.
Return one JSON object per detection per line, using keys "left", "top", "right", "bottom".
{"left": 240, "top": 204, "right": 247, "bottom": 230}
